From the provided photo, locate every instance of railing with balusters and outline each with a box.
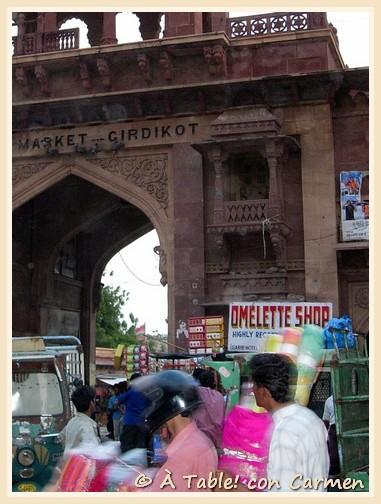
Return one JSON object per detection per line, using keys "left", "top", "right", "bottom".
{"left": 12, "top": 28, "right": 79, "bottom": 56}
{"left": 225, "top": 199, "right": 268, "bottom": 223}
{"left": 227, "top": 12, "right": 328, "bottom": 39}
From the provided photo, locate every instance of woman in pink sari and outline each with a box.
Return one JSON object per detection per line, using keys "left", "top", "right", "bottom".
{"left": 218, "top": 379, "right": 273, "bottom": 490}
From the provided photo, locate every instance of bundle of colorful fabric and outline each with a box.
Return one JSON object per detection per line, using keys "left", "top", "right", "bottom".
{"left": 323, "top": 315, "right": 356, "bottom": 349}
{"left": 265, "top": 325, "right": 325, "bottom": 406}
{"left": 218, "top": 405, "right": 273, "bottom": 489}
{"left": 294, "top": 324, "right": 325, "bottom": 406}
{"left": 53, "top": 443, "right": 150, "bottom": 492}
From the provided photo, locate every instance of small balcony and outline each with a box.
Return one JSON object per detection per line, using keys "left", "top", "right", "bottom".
{"left": 225, "top": 199, "right": 268, "bottom": 224}
{"left": 12, "top": 28, "right": 79, "bottom": 56}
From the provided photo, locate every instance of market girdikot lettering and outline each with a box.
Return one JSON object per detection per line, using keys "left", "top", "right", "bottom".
{"left": 16, "top": 122, "right": 199, "bottom": 150}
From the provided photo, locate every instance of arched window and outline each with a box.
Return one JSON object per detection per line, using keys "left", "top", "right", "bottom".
{"left": 59, "top": 17, "right": 89, "bottom": 48}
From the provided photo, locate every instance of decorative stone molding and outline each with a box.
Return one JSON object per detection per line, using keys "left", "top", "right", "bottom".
{"left": 87, "top": 154, "right": 169, "bottom": 210}
{"left": 221, "top": 273, "right": 287, "bottom": 293}
{"left": 207, "top": 259, "right": 304, "bottom": 275}
{"left": 354, "top": 286, "right": 368, "bottom": 310}
{"left": 210, "top": 106, "right": 281, "bottom": 138}
{"left": 13, "top": 161, "right": 54, "bottom": 185}
{"left": 206, "top": 263, "right": 229, "bottom": 274}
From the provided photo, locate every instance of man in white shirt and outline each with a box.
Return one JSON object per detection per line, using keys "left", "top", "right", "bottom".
{"left": 323, "top": 395, "right": 340, "bottom": 476}
{"left": 60, "top": 385, "right": 101, "bottom": 456}
{"left": 249, "top": 353, "right": 329, "bottom": 492}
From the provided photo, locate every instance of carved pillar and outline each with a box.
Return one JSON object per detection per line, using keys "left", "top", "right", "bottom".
{"left": 134, "top": 12, "right": 162, "bottom": 40}
{"left": 36, "top": 13, "right": 44, "bottom": 53}
{"left": 44, "top": 12, "right": 57, "bottom": 32}
{"left": 101, "top": 12, "right": 118, "bottom": 45}
{"left": 164, "top": 12, "right": 203, "bottom": 37}
{"left": 208, "top": 145, "right": 228, "bottom": 225}
{"left": 266, "top": 143, "right": 282, "bottom": 219}
{"left": 206, "top": 12, "right": 228, "bottom": 32}
{"left": 265, "top": 142, "right": 288, "bottom": 269}
{"left": 15, "top": 13, "right": 25, "bottom": 55}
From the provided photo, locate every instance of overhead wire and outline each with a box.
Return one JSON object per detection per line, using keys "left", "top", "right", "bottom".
{"left": 118, "top": 251, "right": 162, "bottom": 287}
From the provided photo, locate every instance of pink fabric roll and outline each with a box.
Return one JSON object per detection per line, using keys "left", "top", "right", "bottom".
{"left": 218, "top": 406, "right": 273, "bottom": 489}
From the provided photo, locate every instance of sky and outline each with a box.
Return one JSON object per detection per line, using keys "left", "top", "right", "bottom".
{"left": 56, "top": 11, "right": 370, "bottom": 336}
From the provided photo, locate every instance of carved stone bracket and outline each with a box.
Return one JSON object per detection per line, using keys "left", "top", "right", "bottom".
{"left": 96, "top": 57, "right": 111, "bottom": 90}
{"left": 79, "top": 61, "right": 92, "bottom": 90}
{"left": 15, "top": 67, "right": 30, "bottom": 97}
{"left": 87, "top": 154, "right": 169, "bottom": 210}
{"left": 159, "top": 51, "right": 174, "bottom": 81}
{"left": 203, "top": 44, "right": 227, "bottom": 77}
{"left": 137, "top": 53, "right": 152, "bottom": 84}
{"left": 34, "top": 65, "right": 49, "bottom": 95}
{"left": 13, "top": 161, "right": 54, "bottom": 186}
{"left": 268, "top": 224, "right": 288, "bottom": 270}
{"left": 154, "top": 245, "right": 168, "bottom": 286}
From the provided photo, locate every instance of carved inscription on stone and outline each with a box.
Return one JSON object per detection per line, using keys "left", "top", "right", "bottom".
{"left": 88, "top": 154, "right": 168, "bottom": 210}
{"left": 13, "top": 162, "right": 53, "bottom": 185}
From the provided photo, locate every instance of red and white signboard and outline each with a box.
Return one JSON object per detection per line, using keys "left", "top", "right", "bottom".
{"left": 228, "top": 302, "right": 333, "bottom": 353}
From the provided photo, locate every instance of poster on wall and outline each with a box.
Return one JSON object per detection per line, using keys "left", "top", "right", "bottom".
{"left": 228, "top": 302, "right": 333, "bottom": 353}
{"left": 340, "top": 171, "right": 369, "bottom": 241}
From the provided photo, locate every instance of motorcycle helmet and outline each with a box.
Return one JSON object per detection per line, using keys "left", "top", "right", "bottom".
{"left": 131, "top": 370, "right": 201, "bottom": 433}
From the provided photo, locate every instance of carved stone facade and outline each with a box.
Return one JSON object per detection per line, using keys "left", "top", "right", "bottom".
{"left": 13, "top": 161, "right": 53, "bottom": 185}
{"left": 88, "top": 154, "right": 169, "bottom": 210}
{"left": 12, "top": 11, "right": 369, "bottom": 382}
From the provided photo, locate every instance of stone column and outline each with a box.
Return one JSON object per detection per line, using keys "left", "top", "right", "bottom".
{"left": 208, "top": 145, "right": 228, "bottom": 225}
{"left": 266, "top": 142, "right": 282, "bottom": 219}
{"left": 36, "top": 13, "right": 44, "bottom": 53}
{"left": 168, "top": 144, "right": 205, "bottom": 351}
{"left": 101, "top": 12, "right": 118, "bottom": 45}
{"left": 298, "top": 104, "right": 339, "bottom": 311}
{"left": 134, "top": 12, "right": 162, "bottom": 40}
{"left": 44, "top": 12, "right": 57, "bottom": 32}
{"left": 15, "top": 13, "right": 25, "bottom": 55}
{"left": 164, "top": 12, "right": 203, "bottom": 37}
{"left": 209, "top": 12, "right": 229, "bottom": 32}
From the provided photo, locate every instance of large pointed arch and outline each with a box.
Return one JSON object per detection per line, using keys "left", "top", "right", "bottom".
{"left": 12, "top": 150, "right": 170, "bottom": 244}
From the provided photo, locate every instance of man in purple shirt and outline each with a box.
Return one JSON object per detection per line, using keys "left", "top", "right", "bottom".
{"left": 192, "top": 369, "right": 225, "bottom": 448}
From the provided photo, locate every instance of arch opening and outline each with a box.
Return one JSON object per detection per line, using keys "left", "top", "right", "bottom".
{"left": 13, "top": 174, "right": 168, "bottom": 382}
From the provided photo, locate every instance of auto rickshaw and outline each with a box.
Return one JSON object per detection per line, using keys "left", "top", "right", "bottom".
{"left": 12, "top": 336, "right": 84, "bottom": 491}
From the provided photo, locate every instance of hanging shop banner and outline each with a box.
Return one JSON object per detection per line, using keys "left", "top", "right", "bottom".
{"left": 340, "top": 171, "right": 369, "bottom": 241}
{"left": 228, "top": 302, "right": 333, "bottom": 353}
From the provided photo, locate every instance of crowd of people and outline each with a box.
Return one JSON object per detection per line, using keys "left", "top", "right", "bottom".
{"left": 52, "top": 354, "right": 335, "bottom": 492}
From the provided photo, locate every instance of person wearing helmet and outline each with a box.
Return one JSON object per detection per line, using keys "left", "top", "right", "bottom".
{"left": 131, "top": 370, "right": 218, "bottom": 491}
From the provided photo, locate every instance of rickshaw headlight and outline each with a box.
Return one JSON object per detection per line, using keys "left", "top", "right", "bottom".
{"left": 17, "top": 449, "right": 35, "bottom": 467}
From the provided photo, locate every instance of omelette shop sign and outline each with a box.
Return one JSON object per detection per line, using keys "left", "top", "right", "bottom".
{"left": 228, "top": 302, "right": 332, "bottom": 353}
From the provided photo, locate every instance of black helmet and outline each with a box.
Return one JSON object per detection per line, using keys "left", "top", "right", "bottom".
{"left": 131, "top": 370, "right": 201, "bottom": 433}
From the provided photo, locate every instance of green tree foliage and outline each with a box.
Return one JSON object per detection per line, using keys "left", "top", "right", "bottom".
{"left": 96, "top": 284, "right": 137, "bottom": 348}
